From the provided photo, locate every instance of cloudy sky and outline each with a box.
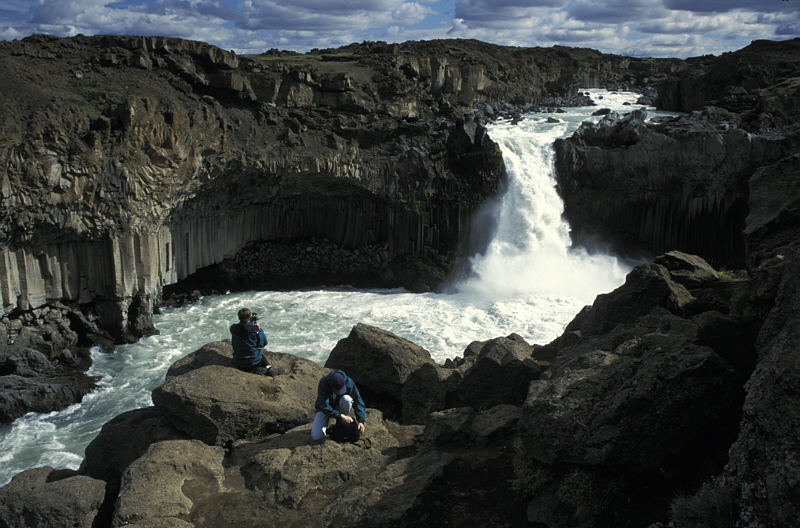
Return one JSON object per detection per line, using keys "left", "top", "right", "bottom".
{"left": 0, "top": 0, "right": 797, "bottom": 58}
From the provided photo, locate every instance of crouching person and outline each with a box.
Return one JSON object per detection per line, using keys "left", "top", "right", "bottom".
{"left": 311, "top": 369, "right": 366, "bottom": 441}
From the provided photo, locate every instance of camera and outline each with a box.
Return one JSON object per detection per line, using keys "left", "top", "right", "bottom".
{"left": 251, "top": 312, "right": 258, "bottom": 323}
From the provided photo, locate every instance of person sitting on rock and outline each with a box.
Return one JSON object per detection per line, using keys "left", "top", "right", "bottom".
{"left": 311, "top": 369, "right": 366, "bottom": 441}
{"left": 229, "top": 307, "right": 284, "bottom": 376}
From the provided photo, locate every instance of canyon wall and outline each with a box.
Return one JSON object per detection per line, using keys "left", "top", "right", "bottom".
{"left": 0, "top": 34, "right": 679, "bottom": 343}
{"left": 554, "top": 109, "right": 800, "bottom": 267}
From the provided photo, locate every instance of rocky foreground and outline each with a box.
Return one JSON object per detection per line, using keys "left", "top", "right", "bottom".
{"left": 2, "top": 169, "right": 800, "bottom": 527}
{"left": 1, "top": 34, "right": 799, "bottom": 527}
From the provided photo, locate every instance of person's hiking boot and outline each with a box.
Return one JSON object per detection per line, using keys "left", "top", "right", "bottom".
{"left": 265, "top": 366, "right": 284, "bottom": 376}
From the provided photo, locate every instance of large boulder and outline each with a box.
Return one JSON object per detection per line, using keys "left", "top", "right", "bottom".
{"left": 564, "top": 261, "right": 696, "bottom": 338}
{"left": 112, "top": 440, "right": 226, "bottom": 527}
{"left": 152, "top": 341, "right": 325, "bottom": 445}
{"left": 456, "top": 334, "right": 541, "bottom": 409}
{"left": 399, "top": 362, "right": 455, "bottom": 423}
{"left": 522, "top": 309, "right": 739, "bottom": 471}
{"left": 79, "top": 406, "right": 189, "bottom": 486}
{"left": 325, "top": 323, "right": 435, "bottom": 416}
{"left": 0, "top": 467, "right": 105, "bottom": 528}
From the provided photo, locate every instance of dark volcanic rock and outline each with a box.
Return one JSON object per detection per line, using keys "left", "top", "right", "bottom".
{"left": 554, "top": 109, "right": 800, "bottom": 267}
{"left": 79, "top": 406, "right": 189, "bottom": 486}
{"left": 112, "top": 440, "right": 226, "bottom": 528}
{"left": 456, "top": 333, "right": 541, "bottom": 409}
{"left": 0, "top": 372, "right": 93, "bottom": 423}
{"left": 0, "top": 34, "right": 687, "bottom": 345}
{"left": 0, "top": 466, "right": 105, "bottom": 528}
{"left": 712, "top": 153, "right": 800, "bottom": 528}
{"left": 523, "top": 311, "right": 738, "bottom": 471}
{"left": 657, "top": 38, "right": 800, "bottom": 131}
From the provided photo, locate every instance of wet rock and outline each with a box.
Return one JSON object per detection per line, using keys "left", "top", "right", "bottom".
{"left": 152, "top": 341, "right": 325, "bottom": 445}
{"left": 0, "top": 374, "right": 91, "bottom": 423}
{"left": 0, "top": 466, "right": 105, "bottom": 528}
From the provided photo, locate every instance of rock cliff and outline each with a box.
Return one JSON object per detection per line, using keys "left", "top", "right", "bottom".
{"left": 554, "top": 109, "right": 800, "bottom": 267}
{"left": 0, "top": 34, "right": 684, "bottom": 420}
{"left": 0, "top": 35, "right": 682, "bottom": 343}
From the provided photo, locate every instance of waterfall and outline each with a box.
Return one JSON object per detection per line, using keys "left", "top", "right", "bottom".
{"left": 0, "top": 89, "right": 644, "bottom": 486}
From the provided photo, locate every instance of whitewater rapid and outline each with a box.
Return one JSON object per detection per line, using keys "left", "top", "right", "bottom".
{"left": 0, "top": 89, "right": 649, "bottom": 486}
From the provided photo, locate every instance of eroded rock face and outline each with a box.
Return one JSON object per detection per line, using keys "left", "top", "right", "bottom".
{"left": 714, "top": 153, "right": 800, "bottom": 528}
{"left": 657, "top": 38, "right": 800, "bottom": 131}
{"left": 152, "top": 341, "right": 325, "bottom": 445}
{"left": 0, "top": 467, "right": 105, "bottom": 528}
{"left": 554, "top": 109, "right": 800, "bottom": 268}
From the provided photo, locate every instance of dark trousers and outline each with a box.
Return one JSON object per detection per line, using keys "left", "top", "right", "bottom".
{"left": 237, "top": 355, "right": 269, "bottom": 373}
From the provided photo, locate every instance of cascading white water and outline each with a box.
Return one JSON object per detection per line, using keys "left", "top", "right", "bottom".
{"left": 0, "top": 89, "right": 647, "bottom": 486}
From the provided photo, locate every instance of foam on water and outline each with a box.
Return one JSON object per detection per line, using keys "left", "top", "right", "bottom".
{"left": 0, "top": 89, "right": 651, "bottom": 486}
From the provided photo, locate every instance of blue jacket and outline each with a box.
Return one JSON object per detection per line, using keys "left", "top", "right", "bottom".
{"left": 315, "top": 369, "right": 366, "bottom": 424}
{"left": 230, "top": 321, "right": 267, "bottom": 369}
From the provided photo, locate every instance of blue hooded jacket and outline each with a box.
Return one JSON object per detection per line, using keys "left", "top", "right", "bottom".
{"left": 230, "top": 321, "right": 267, "bottom": 369}
{"left": 315, "top": 369, "right": 366, "bottom": 424}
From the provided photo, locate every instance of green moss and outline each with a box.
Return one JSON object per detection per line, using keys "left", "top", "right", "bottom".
{"left": 717, "top": 270, "right": 736, "bottom": 280}
{"left": 510, "top": 439, "right": 554, "bottom": 498}
{"left": 557, "top": 470, "right": 595, "bottom": 508}
{"left": 244, "top": 424, "right": 278, "bottom": 442}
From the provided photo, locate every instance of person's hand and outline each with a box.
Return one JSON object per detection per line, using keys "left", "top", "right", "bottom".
{"left": 339, "top": 415, "right": 353, "bottom": 424}
{"left": 357, "top": 422, "right": 365, "bottom": 434}
{"left": 254, "top": 323, "right": 260, "bottom": 329}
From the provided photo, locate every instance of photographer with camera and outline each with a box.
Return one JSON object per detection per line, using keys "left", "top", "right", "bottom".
{"left": 229, "top": 307, "right": 284, "bottom": 376}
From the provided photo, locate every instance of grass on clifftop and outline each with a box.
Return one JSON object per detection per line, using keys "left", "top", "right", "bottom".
{"left": 248, "top": 53, "right": 358, "bottom": 63}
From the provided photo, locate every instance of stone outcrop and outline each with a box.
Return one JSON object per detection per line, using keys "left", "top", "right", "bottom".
{"left": 657, "top": 38, "right": 800, "bottom": 132}
{"left": 112, "top": 440, "right": 226, "bottom": 528}
{"left": 325, "top": 322, "right": 435, "bottom": 415}
{"left": 1, "top": 240, "right": 792, "bottom": 528}
{"left": 0, "top": 34, "right": 688, "bottom": 348}
{"left": 0, "top": 467, "right": 106, "bottom": 528}
{"left": 554, "top": 109, "right": 800, "bottom": 267}
{"left": 152, "top": 340, "right": 326, "bottom": 445}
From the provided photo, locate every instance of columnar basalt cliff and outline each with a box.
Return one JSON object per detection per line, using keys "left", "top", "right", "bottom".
{"left": 0, "top": 35, "right": 686, "bottom": 421}
{"left": 554, "top": 38, "right": 800, "bottom": 268}
{"left": 0, "top": 35, "right": 681, "bottom": 347}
